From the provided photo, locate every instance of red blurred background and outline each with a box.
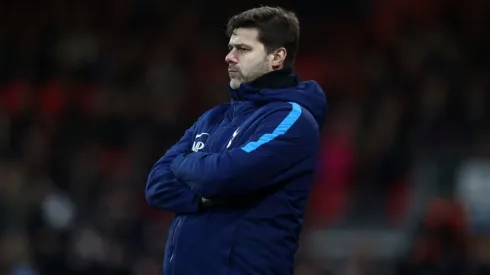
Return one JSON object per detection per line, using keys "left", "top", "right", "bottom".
{"left": 0, "top": 1, "right": 489, "bottom": 274}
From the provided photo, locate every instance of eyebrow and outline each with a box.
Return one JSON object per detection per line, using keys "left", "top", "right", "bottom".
{"left": 228, "top": 43, "right": 251, "bottom": 50}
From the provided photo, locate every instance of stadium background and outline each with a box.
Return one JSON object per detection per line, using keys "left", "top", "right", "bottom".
{"left": 0, "top": 0, "right": 489, "bottom": 274}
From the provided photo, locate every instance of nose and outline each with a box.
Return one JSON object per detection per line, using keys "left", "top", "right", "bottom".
{"left": 225, "top": 51, "right": 237, "bottom": 64}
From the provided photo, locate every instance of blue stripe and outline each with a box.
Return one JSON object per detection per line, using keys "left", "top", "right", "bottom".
{"left": 241, "top": 102, "right": 302, "bottom": 153}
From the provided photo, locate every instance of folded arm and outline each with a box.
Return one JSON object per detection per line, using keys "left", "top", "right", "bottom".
{"left": 171, "top": 102, "right": 319, "bottom": 200}
{"left": 145, "top": 126, "right": 202, "bottom": 214}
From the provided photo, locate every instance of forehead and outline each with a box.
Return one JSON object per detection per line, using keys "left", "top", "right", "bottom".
{"left": 229, "top": 28, "right": 260, "bottom": 46}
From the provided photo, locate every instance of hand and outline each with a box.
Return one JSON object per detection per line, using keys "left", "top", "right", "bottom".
{"left": 201, "top": 197, "right": 211, "bottom": 203}
{"left": 201, "top": 197, "right": 215, "bottom": 207}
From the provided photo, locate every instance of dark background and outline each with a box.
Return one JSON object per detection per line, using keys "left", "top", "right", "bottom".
{"left": 0, "top": 0, "right": 489, "bottom": 274}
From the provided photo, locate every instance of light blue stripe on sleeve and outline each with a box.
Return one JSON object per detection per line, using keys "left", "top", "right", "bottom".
{"left": 241, "top": 102, "right": 302, "bottom": 153}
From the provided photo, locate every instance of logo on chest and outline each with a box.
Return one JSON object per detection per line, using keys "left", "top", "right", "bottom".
{"left": 192, "top": 133, "right": 209, "bottom": 152}
{"left": 226, "top": 127, "right": 240, "bottom": 149}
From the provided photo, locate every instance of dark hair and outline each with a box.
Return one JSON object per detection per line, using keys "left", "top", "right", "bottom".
{"left": 226, "top": 6, "right": 300, "bottom": 68}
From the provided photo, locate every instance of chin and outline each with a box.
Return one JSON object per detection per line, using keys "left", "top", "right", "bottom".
{"left": 230, "top": 80, "right": 241, "bottom": 90}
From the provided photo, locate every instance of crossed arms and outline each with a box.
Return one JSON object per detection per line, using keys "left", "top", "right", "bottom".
{"left": 145, "top": 103, "right": 318, "bottom": 214}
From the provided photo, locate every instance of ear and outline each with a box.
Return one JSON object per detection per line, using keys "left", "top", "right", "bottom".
{"left": 271, "top": 47, "right": 287, "bottom": 69}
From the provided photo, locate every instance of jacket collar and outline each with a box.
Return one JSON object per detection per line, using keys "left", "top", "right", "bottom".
{"left": 229, "top": 68, "right": 299, "bottom": 100}
{"left": 247, "top": 68, "right": 298, "bottom": 89}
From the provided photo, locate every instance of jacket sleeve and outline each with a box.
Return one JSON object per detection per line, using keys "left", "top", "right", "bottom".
{"left": 170, "top": 102, "right": 319, "bottom": 200}
{"left": 145, "top": 125, "right": 202, "bottom": 214}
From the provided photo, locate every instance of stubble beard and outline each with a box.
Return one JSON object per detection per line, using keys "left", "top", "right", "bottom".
{"left": 229, "top": 59, "right": 270, "bottom": 90}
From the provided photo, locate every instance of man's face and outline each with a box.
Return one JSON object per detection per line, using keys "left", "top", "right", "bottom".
{"left": 225, "top": 28, "right": 272, "bottom": 89}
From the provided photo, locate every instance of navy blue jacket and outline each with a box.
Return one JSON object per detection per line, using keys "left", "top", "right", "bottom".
{"left": 146, "top": 69, "right": 327, "bottom": 275}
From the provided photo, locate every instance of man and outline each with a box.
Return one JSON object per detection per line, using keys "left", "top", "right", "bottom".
{"left": 146, "top": 6, "right": 327, "bottom": 275}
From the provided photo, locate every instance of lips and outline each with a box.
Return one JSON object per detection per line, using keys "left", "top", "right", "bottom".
{"left": 228, "top": 69, "right": 239, "bottom": 77}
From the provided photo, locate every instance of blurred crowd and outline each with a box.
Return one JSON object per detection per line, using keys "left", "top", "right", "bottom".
{"left": 0, "top": 0, "right": 489, "bottom": 274}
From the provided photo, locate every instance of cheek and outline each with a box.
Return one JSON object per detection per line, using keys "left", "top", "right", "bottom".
{"left": 237, "top": 59, "right": 249, "bottom": 74}
{"left": 240, "top": 56, "right": 261, "bottom": 73}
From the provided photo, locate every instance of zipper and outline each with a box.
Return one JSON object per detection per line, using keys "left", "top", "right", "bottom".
{"left": 207, "top": 124, "right": 226, "bottom": 150}
{"left": 233, "top": 101, "right": 242, "bottom": 117}
{"left": 169, "top": 216, "right": 184, "bottom": 269}
{"left": 207, "top": 101, "right": 242, "bottom": 151}
{"left": 207, "top": 104, "right": 236, "bottom": 150}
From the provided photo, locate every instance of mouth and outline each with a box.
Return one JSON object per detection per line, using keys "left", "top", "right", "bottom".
{"left": 228, "top": 70, "right": 239, "bottom": 77}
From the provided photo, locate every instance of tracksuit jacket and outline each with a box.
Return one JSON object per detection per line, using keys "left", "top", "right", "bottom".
{"left": 146, "top": 68, "right": 327, "bottom": 275}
